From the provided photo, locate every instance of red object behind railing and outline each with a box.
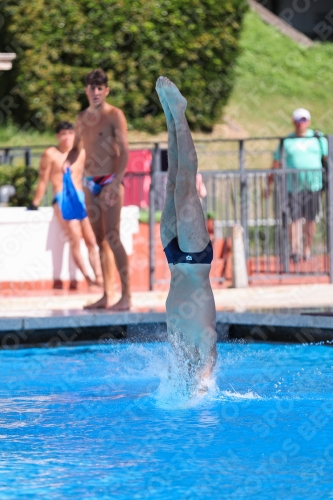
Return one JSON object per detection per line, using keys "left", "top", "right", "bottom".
{"left": 123, "top": 149, "right": 152, "bottom": 208}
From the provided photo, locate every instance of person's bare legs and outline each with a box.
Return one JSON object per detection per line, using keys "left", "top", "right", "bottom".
{"left": 102, "top": 183, "right": 131, "bottom": 311}
{"left": 156, "top": 78, "right": 191, "bottom": 383}
{"left": 83, "top": 187, "right": 115, "bottom": 309}
{"left": 304, "top": 220, "right": 316, "bottom": 258}
{"left": 156, "top": 77, "right": 178, "bottom": 248}
{"left": 53, "top": 204, "right": 94, "bottom": 286}
{"left": 160, "top": 77, "right": 209, "bottom": 252}
{"left": 100, "top": 240, "right": 116, "bottom": 297}
{"left": 290, "top": 219, "right": 302, "bottom": 256}
{"left": 80, "top": 217, "right": 103, "bottom": 286}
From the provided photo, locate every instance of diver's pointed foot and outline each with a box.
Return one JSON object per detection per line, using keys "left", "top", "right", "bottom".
{"left": 156, "top": 76, "right": 187, "bottom": 117}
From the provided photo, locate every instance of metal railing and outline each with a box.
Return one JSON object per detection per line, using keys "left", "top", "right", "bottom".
{"left": 148, "top": 135, "right": 333, "bottom": 288}
{"left": 1, "top": 136, "right": 333, "bottom": 288}
{"left": 0, "top": 146, "right": 35, "bottom": 167}
{"left": 0, "top": 142, "right": 155, "bottom": 169}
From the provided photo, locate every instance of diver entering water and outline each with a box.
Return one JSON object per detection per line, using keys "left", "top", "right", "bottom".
{"left": 156, "top": 76, "right": 217, "bottom": 394}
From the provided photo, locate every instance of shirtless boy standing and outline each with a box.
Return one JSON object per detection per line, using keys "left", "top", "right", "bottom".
{"left": 63, "top": 69, "right": 130, "bottom": 311}
{"left": 156, "top": 76, "right": 217, "bottom": 394}
{"left": 30, "top": 121, "right": 103, "bottom": 287}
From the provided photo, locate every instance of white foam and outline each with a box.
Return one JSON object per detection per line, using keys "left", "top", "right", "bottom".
{"left": 150, "top": 344, "right": 220, "bottom": 409}
{"left": 100, "top": 343, "right": 220, "bottom": 408}
{"left": 219, "top": 390, "right": 262, "bottom": 401}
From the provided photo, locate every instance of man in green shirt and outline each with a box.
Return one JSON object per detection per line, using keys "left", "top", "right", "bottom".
{"left": 270, "top": 108, "right": 327, "bottom": 263}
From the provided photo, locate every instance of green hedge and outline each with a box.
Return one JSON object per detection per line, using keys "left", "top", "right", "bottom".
{"left": 0, "top": 166, "right": 38, "bottom": 206}
{"left": 0, "top": 0, "right": 248, "bottom": 132}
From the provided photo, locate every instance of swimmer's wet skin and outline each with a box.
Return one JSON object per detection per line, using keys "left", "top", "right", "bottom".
{"left": 156, "top": 76, "right": 217, "bottom": 396}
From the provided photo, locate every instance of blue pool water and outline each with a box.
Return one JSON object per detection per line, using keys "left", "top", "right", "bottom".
{"left": 0, "top": 341, "right": 333, "bottom": 499}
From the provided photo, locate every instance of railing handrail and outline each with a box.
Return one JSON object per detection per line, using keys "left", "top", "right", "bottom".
{"left": 157, "top": 168, "right": 326, "bottom": 175}
{"left": 0, "top": 133, "right": 329, "bottom": 151}
{"left": 0, "top": 142, "right": 156, "bottom": 150}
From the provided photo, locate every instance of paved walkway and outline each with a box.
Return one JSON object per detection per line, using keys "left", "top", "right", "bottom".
{"left": 1, "top": 283, "right": 333, "bottom": 316}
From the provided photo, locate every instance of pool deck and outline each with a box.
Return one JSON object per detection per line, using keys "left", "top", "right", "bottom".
{"left": 1, "top": 284, "right": 333, "bottom": 345}
{"left": 2, "top": 282, "right": 333, "bottom": 313}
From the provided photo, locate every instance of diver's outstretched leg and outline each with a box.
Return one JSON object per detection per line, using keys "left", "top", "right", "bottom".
{"left": 159, "top": 77, "right": 209, "bottom": 253}
{"left": 156, "top": 77, "right": 178, "bottom": 248}
{"left": 159, "top": 77, "right": 216, "bottom": 387}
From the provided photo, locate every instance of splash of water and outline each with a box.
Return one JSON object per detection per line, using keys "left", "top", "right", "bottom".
{"left": 100, "top": 341, "right": 220, "bottom": 408}
{"left": 152, "top": 342, "right": 220, "bottom": 409}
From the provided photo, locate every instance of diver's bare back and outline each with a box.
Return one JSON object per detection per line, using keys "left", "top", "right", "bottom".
{"left": 47, "top": 147, "right": 85, "bottom": 194}
{"left": 166, "top": 263, "right": 216, "bottom": 343}
{"left": 77, "top": 103, "right": 122, "bottom": 176}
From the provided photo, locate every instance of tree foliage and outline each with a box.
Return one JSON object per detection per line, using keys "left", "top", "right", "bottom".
{"left": 0, "top": 0, "right": 248, "bottom": 132}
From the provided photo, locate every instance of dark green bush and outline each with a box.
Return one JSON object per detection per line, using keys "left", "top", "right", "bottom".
{"left": 0, "top": 166, "right": 38, "bottom": 206}
{"left": 0, "top": 0, "right": 248, "bottom": 132}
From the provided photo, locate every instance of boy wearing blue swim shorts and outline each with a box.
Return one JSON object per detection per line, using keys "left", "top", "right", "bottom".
{"left": 30, "top": 121, "right": 103, "bottom": 288}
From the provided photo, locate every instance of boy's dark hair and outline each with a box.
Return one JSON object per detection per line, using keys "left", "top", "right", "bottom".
{"left": 55, "top": 121, "right": 74, "bottom": 134}
{"left": 85, "top": 69, "right": 108, "bottom": 87}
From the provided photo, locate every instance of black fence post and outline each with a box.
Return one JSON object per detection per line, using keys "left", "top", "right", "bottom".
{"left": 279, "top": 138, "right": 289, "bottom": 273}
{"left": 4, "top": 148, "right": 10, "bottom": 165}
{"left": 239, "top": 139, "right": 248, "bottom": 258}
{"left": 273, "top": 169, "right": 280, "bottom": 274}
{"left": 149, "top": 143, "right": 160, "bottom": 291}
{"left": 25, "top": 148, "right": 31, "bottom": 167}
{"left": 327, "top": 135, "right": 333, "bottom": 283}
